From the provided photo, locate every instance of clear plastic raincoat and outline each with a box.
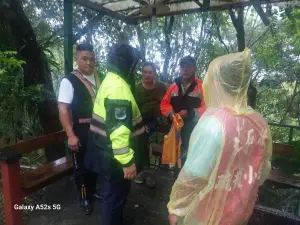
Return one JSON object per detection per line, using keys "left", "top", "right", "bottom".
{"left": 167, "top": 48, "right": 273, "bottom": 225}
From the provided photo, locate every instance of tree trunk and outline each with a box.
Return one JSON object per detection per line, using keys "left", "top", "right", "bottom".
{"left": 213, "top": 13, "right": 230, "bottom": 54}
{"left": 229, "top": 7, "right": 257, "bottom": 108}
{"left": 162, "top": 16, "right": 174, "bottom": 82}
{"left": 1, "top": 0, "right": 65, "bottom": 162}
{"left": 229, "top": 7, "right": 245, "bottom": 52}
{"left": 194, "top": 14, "right": 208, "bottom": 60}
{"left": 73, "top": 13, "right": 104, "bottom": 44}
{"left": 136, "top": 23, "right": 146, "bottom": 62}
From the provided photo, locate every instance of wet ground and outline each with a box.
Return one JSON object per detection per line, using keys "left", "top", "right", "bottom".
{"left": 24, "top": 168, "right": 300, "bottom": 225}
{"left": 25, "top": 169, "right": 174, "bottom": 225}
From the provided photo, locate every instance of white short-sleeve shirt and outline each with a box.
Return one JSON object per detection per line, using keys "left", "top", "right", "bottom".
{"left": 58, "top": 74, "right": 96, "bottom": 104}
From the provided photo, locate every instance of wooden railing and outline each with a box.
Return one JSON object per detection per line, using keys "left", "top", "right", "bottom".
{"left": 0, "top": 131, "right": 71, "bottom": 225}
{"left": 151, "top": 123, "right": 300, "bottom": 218}
{"left": 268, "top": 122, "right": 300, "bottom": 145}
{"left": 1, "top": 122, "right": 300, "bottom": 224}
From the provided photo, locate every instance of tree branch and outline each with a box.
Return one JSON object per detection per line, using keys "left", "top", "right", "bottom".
{"left": 229, "top": 8, "right": 238, "bottom": 29}
{"left": 136, "top": 23, "right": 146, "bottom": 61}
{"left": 162, "top": 15, "right": 174, "bottom": 82}
{"left": 249, "top": 24, "right": 272, "bottom": 48}
{"left": 280, "top": 80, "right": 300, "bottom": 123}
{"left": 252, "top": 67, "right": 263, "bottom": 81}
{"left": 194, "top": 14, "right": 208, "bottom": 60}
{"left": 246, "top": 14, "right": 259, "bottom": 46}
{"left": 73, "top": 13, "right": 104, "bottom": 43}
{"left": 193, "top": 0, "right": 203, "bottom": 7}
{"left": 213, "top": 13, "right": 230, "bottom": 54}
{"left": 251, "top": 0, "right": 270, "bottom": 26}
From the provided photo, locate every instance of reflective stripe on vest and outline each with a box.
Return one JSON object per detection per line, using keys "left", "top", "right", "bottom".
{"left": 131, "top": 126, "right": 146, "bottom": 137}
{"left": 170, "top": 92, "right": 202, "bottom": 99}
{"left": 188, "top": 92, "right": 202, "bottom": 99}
{"left": 91, "top": 72, "right": 144, "bottom": 142}
{"left": 92, "top": 113, "right": 105, "bottom": 124}
{"left": 90, "top": 124, "right": 107, "bottom": 137}
{"left": 78, "top": 118, "right": 91, "bottom": 124}
{"left": 113, "top": 147, "right": 130, "bottom": 155}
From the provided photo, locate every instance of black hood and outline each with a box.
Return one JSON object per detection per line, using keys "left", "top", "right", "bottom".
{"left": 107, "top": 44, "right": 141, "bottom": 86}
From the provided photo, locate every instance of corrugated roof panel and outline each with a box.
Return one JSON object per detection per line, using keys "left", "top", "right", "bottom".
{"left": 167, "top": 2, "right": 200, "bottom": 12}
{"left": 85, "top": 0, "right": 256, "bottom": 16}
{"left": 76, "top": 0, "right": 293, "bottom": 23}
{"left": 103, "top": 0, "right": 140, "bottom": 11}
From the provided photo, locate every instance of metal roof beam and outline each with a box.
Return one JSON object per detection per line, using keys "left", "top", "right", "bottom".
{"left": 75, "top": 0, "right": 295, "bottom": 24}
{"left": 130, "top": 0, "right": 295, "bottom": 21}
{"left": 74, "top": 0, "right": 136, "bottom": 24}
{"left": 193, "top": 0, "right": 203, "bottom": 7}
{"left": 132, "top": 0, "right": 149, "bottom": 5}
{"left": 251, "top": 0, "right": 270, "bottom": 26}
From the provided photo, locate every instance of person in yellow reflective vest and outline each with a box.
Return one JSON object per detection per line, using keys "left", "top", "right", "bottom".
{"left": 84, "top": 44, "right": 145, "bottom": 225}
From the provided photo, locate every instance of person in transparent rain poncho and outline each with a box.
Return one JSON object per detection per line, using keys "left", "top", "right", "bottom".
{"left": 167, "top": 48, "right": 273, "bottom": 225}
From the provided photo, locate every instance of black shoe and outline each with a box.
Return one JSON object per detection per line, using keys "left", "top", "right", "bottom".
{"left": 80, "top": 199, "right": 93, "bottom": 215}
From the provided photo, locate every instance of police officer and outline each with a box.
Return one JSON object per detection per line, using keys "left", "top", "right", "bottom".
{"left": 85, "top": 44, "right": 145, "bottom": 225}
{"left": 58, "top": 43, "right": 101, "bottom": 214}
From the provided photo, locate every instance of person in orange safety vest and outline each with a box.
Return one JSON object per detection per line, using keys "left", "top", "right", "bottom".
{"left": 160, "top": 56, "right": 206, "bottom": 165}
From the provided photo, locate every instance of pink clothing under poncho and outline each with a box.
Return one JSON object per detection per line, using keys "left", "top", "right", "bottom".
{"left": 167, "top": 49, "right": 272, "bottom": 225}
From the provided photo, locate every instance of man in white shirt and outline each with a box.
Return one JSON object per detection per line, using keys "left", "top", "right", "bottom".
{"left": 58, "top": 43, "right": 101, "bottom": 215}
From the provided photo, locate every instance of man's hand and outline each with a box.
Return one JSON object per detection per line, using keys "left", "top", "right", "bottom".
{"left": 68, "top": 135, "right": 80, "bottom": 152}
{"left": 178, "top": 110, "right": 188, "bottom": 118}
{"left": 59, "top": 103, "right": 79, "bottom": 151}
{"left": 169, "top": 214, "right": 179, "bottom": 225}
{"left": 169, "top": 112, "right": 175, "bottom": 122}
{"left": 123, "top": 163, "right": 137, "bottom": 180}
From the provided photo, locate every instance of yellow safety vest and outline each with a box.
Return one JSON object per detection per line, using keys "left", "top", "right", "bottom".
{"left": 90, "top": 72, "right": 145, "bottom": 167}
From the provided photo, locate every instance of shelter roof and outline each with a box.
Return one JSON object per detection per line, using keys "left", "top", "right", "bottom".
{"left": 74, "top": 0, "right": 298, "bottom": 24}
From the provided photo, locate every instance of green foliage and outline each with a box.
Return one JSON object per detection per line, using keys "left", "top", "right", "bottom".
{"left": 0, "top": 51, "right": 25, "bottom": 72}
{"left": 291, "top": 139, "right": 300, "bottom": 163}
{"left": 2, "top": 2, "right": 300, "bottom": 152}
{"left": 0, "top": 51, "right": 45, "bottom": 144}
{"left": 252, "top": 8, "right": 300, "bottom": 132}
{"left": 284, "top": 9, "right": 300, "bottom": 53}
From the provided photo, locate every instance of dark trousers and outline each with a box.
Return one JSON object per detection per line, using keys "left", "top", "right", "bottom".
{"left": 179, "top": 120, "right": 196, "bottom": 166}
{"left": 72, "top": 150, "right": 98, "bottom": 201}
{"left": 73, "top": 125, "right": 98, "bottom": 201}
{"left": 100, "top": 178, "right": 131, "bottom": 225}
{"left": 139, "top": 120, "right": 158, "bottom": 171}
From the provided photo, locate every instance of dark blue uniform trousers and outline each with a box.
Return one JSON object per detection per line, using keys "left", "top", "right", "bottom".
{"left": 100, "top": 177, "right": 131, "bottom": 225}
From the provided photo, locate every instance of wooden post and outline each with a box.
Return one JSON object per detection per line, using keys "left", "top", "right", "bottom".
{"left": 0, "top": 149, "right": 23, "bottom": 225}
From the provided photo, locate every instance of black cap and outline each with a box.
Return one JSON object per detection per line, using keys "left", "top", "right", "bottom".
{"left": 179, "top": 56, "right": 196, "bottom": 67}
